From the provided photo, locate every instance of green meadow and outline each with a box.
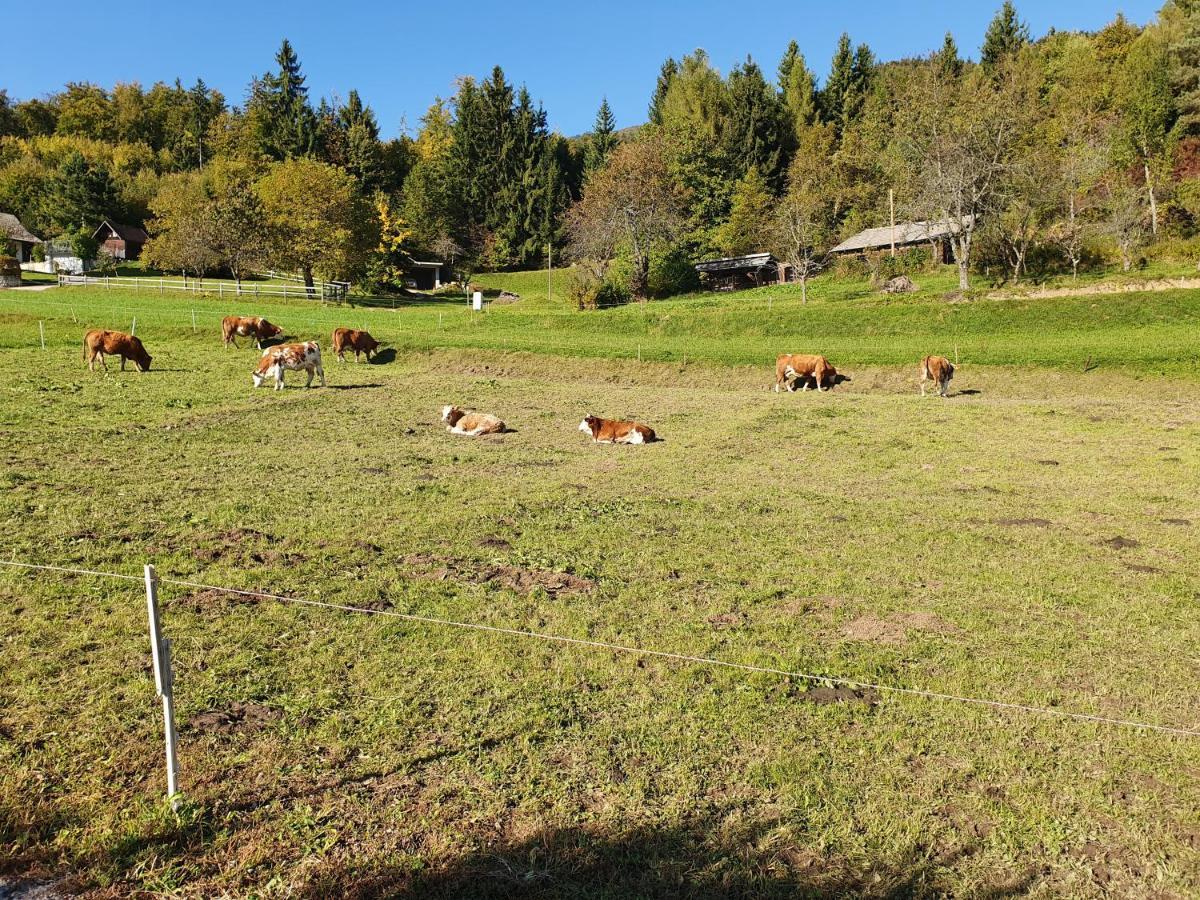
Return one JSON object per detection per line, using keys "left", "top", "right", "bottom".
{"left": 0, "top": 277, "right": 1198, "bottom": 897}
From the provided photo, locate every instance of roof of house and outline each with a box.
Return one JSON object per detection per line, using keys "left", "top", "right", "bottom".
{"left": 410, "top": 260, "right": 443, "bottom": 268}
{"left": 694, "top": 252, "right": 776, "bottom": 273}
{"left": 92, "top": 220, "right": 149, "bottom": 244}
{"left": 0, "top": 213, "right": 42, "bottom": 244}
{"left": 830, "top": 216, "right": 975, "bottom": 254}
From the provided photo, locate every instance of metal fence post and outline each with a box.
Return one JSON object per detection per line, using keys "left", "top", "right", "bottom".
{"left": 144, "top": 564, "right": 181, "bottom": 810}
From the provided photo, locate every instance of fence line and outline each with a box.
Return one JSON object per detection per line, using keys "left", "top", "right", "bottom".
{"left": 2, "top": 557, "right": 1197, "bottom": 739}
{"left": 57, "top": 274, "right": 348, "bottom": 302}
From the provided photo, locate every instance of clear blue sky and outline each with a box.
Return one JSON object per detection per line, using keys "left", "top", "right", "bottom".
{"left": 3, "top": 0, "right": 1161, "bottom": 139}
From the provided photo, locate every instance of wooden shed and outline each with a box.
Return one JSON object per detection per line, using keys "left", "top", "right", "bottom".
{"left": 830, "top": 216, "right": 975, "bottom": 264}
{"left": 694, "top": 253, "right": 781, "bottom": 291}
{"left": 92, "top": 220, "right": 149, "bottom": 261}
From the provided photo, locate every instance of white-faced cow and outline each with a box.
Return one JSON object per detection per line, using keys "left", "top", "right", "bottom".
{"left": 441, "top": 405, "right": 506, "bottom": 436}
{"left": 578, "top": 415, "right": 657, "bottom": 445}
{"left": 252, "top": 341, "right": 325, "bottom": 391}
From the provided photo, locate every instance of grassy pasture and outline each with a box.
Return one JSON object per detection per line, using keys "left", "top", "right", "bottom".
{"left": 0, "top": 285, "right": 1198, "bottom": 897}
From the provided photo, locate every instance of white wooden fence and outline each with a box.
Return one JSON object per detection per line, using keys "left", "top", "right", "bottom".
{"left": 56, "top": 274, "right": 348, "bottom": 301}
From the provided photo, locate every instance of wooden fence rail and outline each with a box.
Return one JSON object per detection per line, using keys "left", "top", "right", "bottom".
{"left": 56, "top": 274, "right": 347, "bottom": 302}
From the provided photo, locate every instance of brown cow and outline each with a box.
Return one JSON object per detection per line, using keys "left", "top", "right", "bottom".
{"left": 578, "top": 415, "right": 656, "bottom": 445}
{"left": 921, "top": 355, "right": 955, "bottom": 397}
{"left": 83, "top": 329, "right": 152, "bottom": 372}
{"left": 774, "top": 354, "right": 843, "bottom": 392}
{"left": 442, "top": 405, "right": 506, "bottom": 435}
{"left": 222, "top": 315, "right": 283, "bottom": 349}
{"left": 332, "top": 327, "right": 381, "bottom": 362}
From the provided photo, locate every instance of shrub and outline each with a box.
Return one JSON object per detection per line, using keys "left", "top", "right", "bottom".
{"left": 567, "top": 268, "right": 630, "bottom": 310}
{"left": 31, "top": 243, "right": 45, "bottom": 262}
{"left": 648, "top": 246, "right": 700, "bottom": 297}
{"left": 0, "top": 255, "right": 20, "bottom": 277}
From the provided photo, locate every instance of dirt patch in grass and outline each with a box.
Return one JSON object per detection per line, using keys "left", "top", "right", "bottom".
{"left": 1123, "top": 563, "right": 1163, "bottom": 574}
{"left": 706, "top": 611, "right": 744, "bottom": 629}
{"left": 800, "top": 685, "right": 879, "bottom": 706}
{"left": 992, "top": 517, "right": 1052, "bottom": 528}
{"left": 938, "top": 804, "right": 994, "bottom": 840}
{"left": 841, "top": 612, "right": 958, "bottom": 645}
{"left": 477, "top": 536, "right": 512, "bottom": 550}
{"left": 1161, "top": 517, "right": 1191, "bottom": 526}
{"left": 185, "top": 702, "right": 282, "bottom": 735}
{"left": 1102, "top": 536, "right": 1140, "bottom": 551}
{"left": 403, "top": 554, "right": 594, "bottom": 597}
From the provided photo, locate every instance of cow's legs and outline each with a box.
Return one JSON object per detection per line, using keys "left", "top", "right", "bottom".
{"left": 317, "top": 364, "right": 326, "bottom": 387}
{"left": 303, "top": 367, "right": 314, "bottom": 388}
{"left": 940, "top": 379, "right": 949, "bottom": 398}
{"left": 921, "top": 376, "right": 927, "bottom": 397}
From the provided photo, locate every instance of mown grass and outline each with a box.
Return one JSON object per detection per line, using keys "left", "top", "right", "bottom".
{"left": 0, "top": 284, "right": 1198, "bottom": 896}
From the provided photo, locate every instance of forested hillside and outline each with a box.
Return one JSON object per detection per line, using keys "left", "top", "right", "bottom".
{"left": 4, "top": 2, "right": 1200, "bottom": 296}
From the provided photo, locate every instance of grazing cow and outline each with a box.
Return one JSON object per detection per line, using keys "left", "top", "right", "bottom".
{"left": 921, "top": 355, "right": 955, "bottom": 398}
{"left": 774, "top": 354, "right": 843, "bottom": 392}
{"left": 252, "top": 341, "right": 325, "bottom": 391}
{"left": 222, "top": 315, "right": 283, "bottom": 349}
{"left": 332, "top": 327, "right": 381, "bottom": 362}
{"left": 83, "top": 329, "right": 152, "bottom": 372}
{"left": 442, "top": 405, "right": 506, "bottom": 436}
{"left": 578, "top": 415, "right": 656, "bottom": 445}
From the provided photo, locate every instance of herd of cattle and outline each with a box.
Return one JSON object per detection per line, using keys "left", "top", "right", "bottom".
{"left": 80, "top": 313, "right": 959, "bottom": 445}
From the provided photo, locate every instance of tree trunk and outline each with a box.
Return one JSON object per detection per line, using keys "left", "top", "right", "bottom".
{"left": 800, "top": 274, "right": 807, "bottom": 304}
{"left": 631, "top": 255, "right": 649, "bottom": 302}
{"left": 303, "top": 266, "right": 315, "bottom": 297}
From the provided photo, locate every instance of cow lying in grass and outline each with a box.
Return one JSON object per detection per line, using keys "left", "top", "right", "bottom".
{"left": 774, "top": 354, "right": 845, "bottom": 392}
{"left": 83, "top": 329, "right": 152, "bottom": 372}
{"left": 223, "top": 316, "right": 283, "bottom": 349}
{"left": 921, "top": 355, "right": 955, "bottom": 397}
{"left": 252, "top": 342, "right": 325, "bottom": 391}
{"left": 332, "top": 328, "right": 381, "bottom": 362}
{"left": 442, "top": 406, "right": 506, "bottom": 435}
{"left": 579, "top": 415, "right": 656, "bottom": 444}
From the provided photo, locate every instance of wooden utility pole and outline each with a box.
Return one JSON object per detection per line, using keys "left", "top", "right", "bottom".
{"left": 889, "top": 189, "right": 896, "bottom": 258}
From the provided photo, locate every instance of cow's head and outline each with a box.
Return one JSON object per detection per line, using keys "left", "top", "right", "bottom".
{"left": 135, "top": 348, "right": 152, "bottom": 372}
{"left": 578, "top": 415, "right": 598, "bottom": 436}
{"left": 262, "top": 320, "right": 283, "bottom": 338}
{"left": 441, "top": 405, "right": 457, "bottom": 423}
{"left": 251, "top": 360, "right": 274, "bottom": 388}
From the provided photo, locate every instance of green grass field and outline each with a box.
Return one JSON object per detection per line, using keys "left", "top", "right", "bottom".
{"left": 1, "top": 280, "right": 1198, "bottom": 897}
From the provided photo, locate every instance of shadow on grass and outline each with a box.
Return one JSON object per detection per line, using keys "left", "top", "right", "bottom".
{"left": 288, "top": 819, "right": 1039, "bottom": 899}
{"left": 957, "top": 389, "right": 982, "bottom": 396}
{"left": 324, "top": 383, "right": 385, "bottom": 391}
{"left": 370, "top": 348, "right": 398, "bottom": 365}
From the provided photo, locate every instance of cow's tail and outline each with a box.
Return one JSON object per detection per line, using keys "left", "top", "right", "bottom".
{"left": 921, "top": 357, "right": 932, "bottom": 380}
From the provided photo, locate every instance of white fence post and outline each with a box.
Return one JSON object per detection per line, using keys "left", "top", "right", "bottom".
{"left": 144, "top": 564, "right": 181, "bottom": 810}
{"left": 38, "top": 321, "right": 45, "bottom": 350}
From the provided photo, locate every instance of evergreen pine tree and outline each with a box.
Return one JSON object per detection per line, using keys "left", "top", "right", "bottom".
{"left": 936, "top": 32, "right": 964, "bottom": 79}
{"left": 1168, "top": 2, "right": 1200, "bottom": 134}
{"left": 820, "top": 34, "right": 874, "bottom": 134}
{"left": 253, "top": 38, "right": 317, "bottom": 160}
{"left": 584, "top": 98, "right": 618, "bottom": 177}
{"left": 778, "top": 40, "right": 818, "bottom": 138}
{"left": 981, "top": 2, "right": 1031, "bottom": 71}
{"left": 724, "top": 57, "right": 789, "bottom": 187}
{"left": 648, "top": 59, "right": 678, "bottom": 125}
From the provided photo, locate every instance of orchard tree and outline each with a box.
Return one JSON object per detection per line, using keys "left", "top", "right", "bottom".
{"left": 143, "top": 173, "right": 221, "bottom": 279}
{"left": 256, "top": 157, "right": 374, "bottom": 289}
{"left": 566, "top": 134, "right": 687, "bottom": 299}
{"left": 206, "top": 160, "right": 270, "bottom": 285}
{"left": 891, "top": 56, "right": 1036, "bottom": 290}
{"left": 1115, "top": 28, "right": 1175, "bottom": 235}
{"left": 773, "top": 126, "right": 836, "bottom": 303}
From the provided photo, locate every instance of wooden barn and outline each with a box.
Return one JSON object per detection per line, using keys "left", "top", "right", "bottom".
{"left": 92, "top": 220, "right": 148, "bottom": 261}
{"left": 1, "top": 213, "right": 42, "bottom": 262}
{"left": 694, "top": 253, "right": 782, "bottom": 291}
{"left": 830, "top": 216, "right": 975, "bottom": 263}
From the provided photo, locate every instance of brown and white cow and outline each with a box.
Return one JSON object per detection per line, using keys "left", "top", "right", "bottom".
{"left": 332, "top": 327, "right": 381, "bottom": 362}
{"left": 442, "top": 405, "right": 506, "bottom": 436}
{"left": 774, "top": 354, "right": 842, "bottom": 392}
{"left": 83, "top": 329, "right": 152, "bottom": 372}
{"left": 920, "top": 355, "right": 955, "bottom": 398}
{"left": 222, "top": 315, "right": 283, "bottom": 349}
{"left": 252, "top": 341, "right": 325, "bottom": 391}
{"left": 578, "top": 415, "right": 656, "bottom": 445}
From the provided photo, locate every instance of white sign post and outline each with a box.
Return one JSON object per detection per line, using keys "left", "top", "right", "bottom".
{"left": 472, "top": 291, "right": 483, "bottom": 311}
{"left": 145, "top": 564, "right": 181, "bottom": 810}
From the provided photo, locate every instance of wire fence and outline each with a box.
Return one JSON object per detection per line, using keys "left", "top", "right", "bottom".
{"left": 2, "top": 557, "right": 1196, "bottom": 740}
